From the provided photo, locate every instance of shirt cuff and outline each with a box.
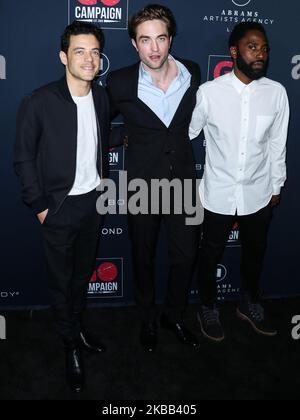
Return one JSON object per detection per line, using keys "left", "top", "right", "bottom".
{"left": 272, "top": 186, "right": 282, "bottom": 196}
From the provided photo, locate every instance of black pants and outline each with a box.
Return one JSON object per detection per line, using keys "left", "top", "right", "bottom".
{"left": 42, "top": 190, "right": 102, "bottom": 341}
{"left": 200, "top": 204, "right": 273, "bottom": 306}
{"left": 128, "top": 212, "right": 200, "bottom": 324}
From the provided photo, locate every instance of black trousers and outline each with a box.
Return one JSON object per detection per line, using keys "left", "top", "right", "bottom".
{"left": 128, "top": 212, "right": 200, "bottom": 324}
{"left": 200, "top": 204, "right": 273, "bottom": 306}
{"left": 42, "top": 190, "right": 102, "bottom": 341}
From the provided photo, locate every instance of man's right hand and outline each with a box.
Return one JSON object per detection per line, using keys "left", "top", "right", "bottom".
{"left": 37, "top": 209, "right": 49, "bottom": 225}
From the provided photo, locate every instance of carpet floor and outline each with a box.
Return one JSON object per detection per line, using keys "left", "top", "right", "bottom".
{"left": 0, "top": 298, "right": 299, "bottom": 400}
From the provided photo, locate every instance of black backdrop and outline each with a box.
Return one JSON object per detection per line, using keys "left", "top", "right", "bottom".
{"left": 0, "top": 0, "right": 299, "bottom": 308}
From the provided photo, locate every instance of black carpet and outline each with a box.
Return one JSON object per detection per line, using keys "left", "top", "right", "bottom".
{"left": 0, "top": 299, "right": 299, "bottom": 400}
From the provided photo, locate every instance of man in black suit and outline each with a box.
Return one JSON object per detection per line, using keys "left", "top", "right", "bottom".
{"left": 14, "top": 21, "right": 110, "bottom": 393}
{"left": 106, "top": 4, "right": 200, "bottom": 352}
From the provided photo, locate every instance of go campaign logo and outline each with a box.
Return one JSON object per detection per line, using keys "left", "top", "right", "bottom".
{"left": 0, "top": 315, "right": 6, "bottom": 340}
{"left": 88, "top": 258, "right": 124, "bottom": 298}
{"left": 69, "top": 0, "right": 129, "bottom": 30}
{"left": 80, "top": 0, "right": 121, "bottom": 4}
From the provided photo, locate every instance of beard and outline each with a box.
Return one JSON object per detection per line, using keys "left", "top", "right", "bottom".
{"left": 236, "top": 51, "right": 268, "bottom": 81}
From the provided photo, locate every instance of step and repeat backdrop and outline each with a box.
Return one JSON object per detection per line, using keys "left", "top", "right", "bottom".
{"left": 0, "top": 0, "right": 299, "bottom": 308}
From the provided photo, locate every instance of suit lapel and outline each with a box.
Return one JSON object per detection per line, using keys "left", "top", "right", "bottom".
{"left": 131, "top": 59, "right": 197, "bottom": 128}
{"left": 169, "top": 59, "right": 199, "bottom": 128}
{"left": 169, "top": 83, "right": 196, "bottom": 128}
{"left": 130, "top": 63, "right": 167, "bottom": 128}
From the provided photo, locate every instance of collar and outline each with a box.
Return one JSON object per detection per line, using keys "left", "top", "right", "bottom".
{"left": 58, "top": 76, "right": 97, "bottom": 103}
{"left": 230, "top": 70, "right": 259, "bottom": 94}
{"left": 139, "top": 55, "right": 189, "bottom": 85}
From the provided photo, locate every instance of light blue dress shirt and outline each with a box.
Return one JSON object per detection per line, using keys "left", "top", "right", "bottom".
{"left": 138, "top": 56, "right": 191, "bottom": 127}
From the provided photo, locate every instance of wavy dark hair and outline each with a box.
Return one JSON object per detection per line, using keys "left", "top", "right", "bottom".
{"left": 61, "top": 20, "right": 105, "bottom": 53}
{"left": 128, "top": 4, "right": 177, "bottom": 40}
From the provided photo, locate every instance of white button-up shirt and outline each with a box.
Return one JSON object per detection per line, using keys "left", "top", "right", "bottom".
{"left": 189, "top": 71, "right": 289, "bottom": 216}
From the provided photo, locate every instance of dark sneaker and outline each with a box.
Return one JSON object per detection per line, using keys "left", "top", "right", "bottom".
{"left": 197, "top": 305, "right": 225, "bottom": 343}
{"left": 237, "top": 300, "right": 277, "bottom": 337}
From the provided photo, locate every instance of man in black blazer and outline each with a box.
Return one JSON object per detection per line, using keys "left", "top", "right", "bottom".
{"left": 106, "top": 4, "right": 201, "bottom": 352}
{"left": 14, "top": 21, "right": 110, "bottom": 393}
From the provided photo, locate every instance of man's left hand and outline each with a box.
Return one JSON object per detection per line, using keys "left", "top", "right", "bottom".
{"left": 271, "top": 195, "right": 281, "bottom": 207}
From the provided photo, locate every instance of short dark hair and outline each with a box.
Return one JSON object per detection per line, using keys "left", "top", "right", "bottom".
{"left": 128, "top": 4, "right": 177, "bottom": 40}
{"left": 61, "top": 20, "right": 105, "bottom": 53}
{"left": 228, "top": 22, "right": 268, "bottom": 49}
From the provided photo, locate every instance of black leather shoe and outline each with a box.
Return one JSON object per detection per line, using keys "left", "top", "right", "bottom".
{"left": 80, "top": 331, "right": 106, "bottom": 353}
{"left": 161, "top": 314, "right": 200, "bottom": 349}
{"left": 65, "top": 341, "right": 85, "bottom": 393}
{"left": 139, "top": 322, "right": 157, "bottom": 353}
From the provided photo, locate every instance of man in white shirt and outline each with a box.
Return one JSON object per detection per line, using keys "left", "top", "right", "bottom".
{"left": 189, "top": 22, "right": 289, "bottom": 342}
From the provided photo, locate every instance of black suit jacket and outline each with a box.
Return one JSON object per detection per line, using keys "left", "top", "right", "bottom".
{"left": 14, "top": 77, "right": 110, "bottom": 214}
{"left": 106, "top": 58, "right": 201, "bottom": 182}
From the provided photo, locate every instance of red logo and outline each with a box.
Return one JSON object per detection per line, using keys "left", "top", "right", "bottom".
{"left": 101, "top": 0, "right": 121, "bottom": 5}
{"left": 78, "top": 0, "right": 121, "bottom": 5}
{"left": 90, "top": 270, "right": 97, "bottom": 282}
{"left": 97, "top": 262, "right": 118, "bottom": 282}
{"left": 214, "top": 61, "right": 233, "bottom": 79}
{"left": 78, "top": 0, "right": 97, "bottom": 4}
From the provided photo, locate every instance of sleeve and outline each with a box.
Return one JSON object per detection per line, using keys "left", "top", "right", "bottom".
{"left": 106, "top": 73, "right": 127, "bottom": 148}
{"left": 106, "top": 72, "right": 120, "bottom": 121}
{"left": 13, "top": 96, "right": 48, "bottom": 214}
{"left": 269, "top": 86, "right": 290, "bottom": 195}
{"left": 189, "top": 87, "right": 208, "bottom": 140}
{"left": 109, "top": 125, "right": 126, "bottom": 148}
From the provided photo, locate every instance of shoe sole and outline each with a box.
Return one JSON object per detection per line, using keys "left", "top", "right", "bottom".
{"left": 236, "top": 308, "right": 277, "bottom": 337}
{"left": 197, "top": 313, "right": 225, "bottom": 343}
